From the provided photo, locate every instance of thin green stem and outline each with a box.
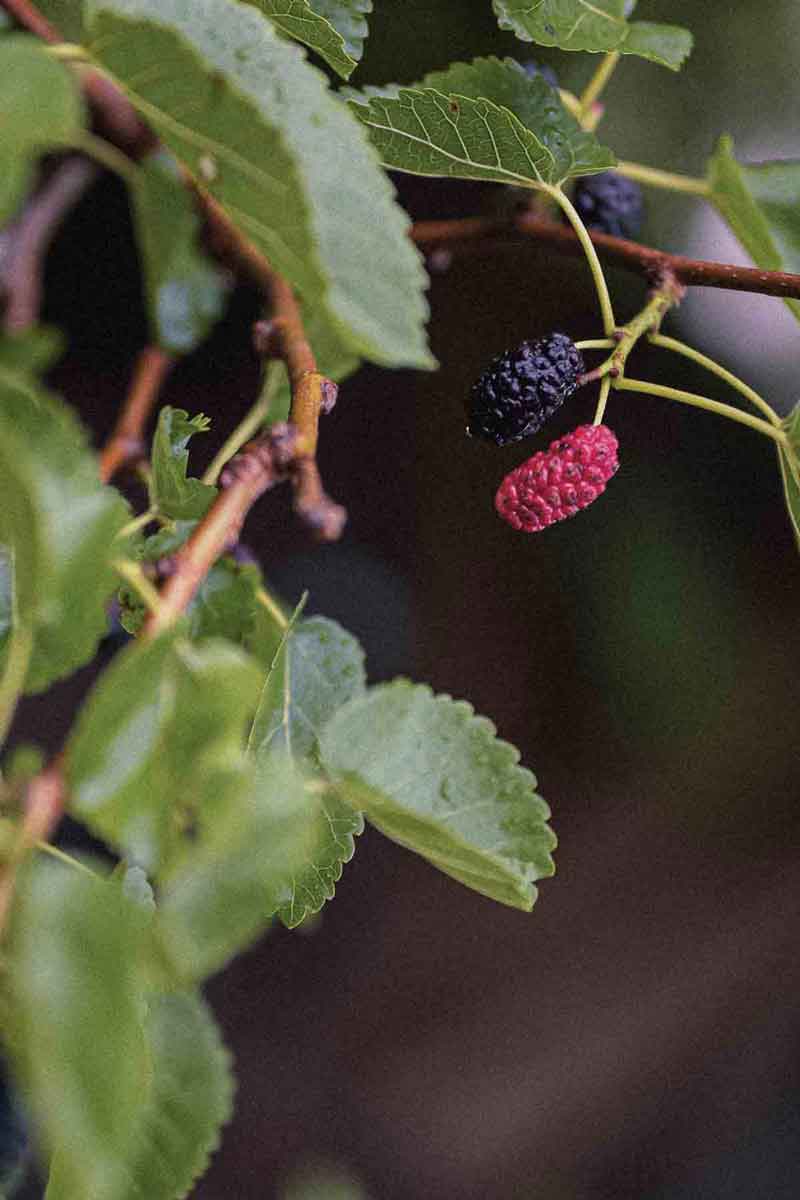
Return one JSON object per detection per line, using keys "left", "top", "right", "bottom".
{"left": 0, "top": 625, "right": 33, "bottom": 750}
{"left": 579, "top": 51, "right": 620, "bottom": 118}
{"left": 616, "top": 160, "right": 710, "bottom": 198}
{"left": 256, "top": 585, "right": 289, "bottom": 631}
{"left": 593, "top": 375, "right": 612, "bottom": 426}
{"left": 112, "top": 558, "right": 164, "bottom": 618}
{"left": 546, "top": 186, "right": 616, "bottom": 334}
{"left": 116, "top": 506, "right": 158, "bottom": 541}
{"left": 35, "top": 841, "right": 99, "bottom": 877}
{"left": 45, "top": 42, "right": 88, "bottom": 62}
{"left": 202, "top": 361, "right": 282, "bottom": 485}
{"left": 614, "top": 377, "right": 787, "bottom": 443}
{"left": 576, "top": 338, "right": 616, "bottom": 351}
{"left": 648, "top": 333, "right": 782, "bottom": 428}
{"left": 74, "top": 131, "right": 136, "bottom": 184}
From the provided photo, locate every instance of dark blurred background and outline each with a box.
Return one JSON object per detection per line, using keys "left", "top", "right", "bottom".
{"left": 12, "top": 1, "right": 800, "bottom": 1196}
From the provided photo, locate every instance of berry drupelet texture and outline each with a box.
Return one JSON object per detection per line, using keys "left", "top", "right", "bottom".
{"left": 495, "top": 424, "right": 619, "bottom": 533}
{"left": 571, "top": 172, "right": 644, "bottom": 240}
{"left": 467, "top": 333, "right": 585, "bottom": 446}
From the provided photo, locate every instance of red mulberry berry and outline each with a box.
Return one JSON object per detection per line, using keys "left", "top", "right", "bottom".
{"left": 495, "top": 424, "right": 619, "bottom": 533}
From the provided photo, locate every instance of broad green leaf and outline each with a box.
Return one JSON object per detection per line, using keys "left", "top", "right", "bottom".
{"left": 10, "top": 862, "right": 147, "bottom": 1200}
{"left": 120, "top": 533, "right": 261, "bottom": 642}
{"left": 132, "top": 151, "right": 228, "bottom": 355}
{"left": 113, "top": 991, "right": 233, "bottom": 1200}
{"left": 67, "top": 634, "right": 264, "bottom": 876}
{"left": 0, "top": 327, "right": 64, "bottom": 375}
{"left": 320, "top": 681, "right": 556, "bottom": 910}
{"left": 87, "top": 0, "right": 432, "bottom": 369}
{"left": 708, "top": 137, "right": 800, "bottom": 324}
{"left": 248, "top": 612, "right": 366, "bottom": 926}
{"left": 0, "top": 35, "right": 85, "bottom": 222}
{"left": 312, "top": 0, "right": 370, "bottom": 62}
{"left": 348, "top": 58, "right": 614, "bottom": 187}
{"left": 492, "top": 1, "right": 692, "bottom": 71}
{"left": 0, "top": 362, "right": 129, "bottom": 693}
{"left": 157, "top": 755, "right": 322, "bottom": 980}
{"left": 149, "top": 407, "right": 216, "bottom": 521}
{"left": 779, "top": 405, "right": 800, "bottom": 552}
{"left": 246, "top": 0, "right": 357, "bottom": 80}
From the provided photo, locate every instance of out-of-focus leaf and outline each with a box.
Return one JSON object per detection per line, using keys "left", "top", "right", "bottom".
{"left": 66, "top": 635, "right": 263, "bottom": 876}
{"left": 0, "top": 358, "right": 129, "bottom": 693}
{"left": 779, "top": 405, "right": 800, "bottom": 552}
{"left": 248, "top": 611, "right": 366, "bottom": 926}
{"left": 320, "top": 681, "right": 556, "bottom": 910}
{"left": 492, "top": 1, "right": 692, "bottom": 70}
{"left": 10, "top": 862, "right": 147, "bottom": 1200}
{"left": 708, "top": 136, "right": 800, "bottom": 324}
{"left": 87, "top": 0, "right": 432, "bottom": 369}
{"left": 131, "top": 151, "right": 228, "bottom": 354}
{"left": 157, "top": 755, "right": 322, "bottom": 980}
{"left": 0, "top": 35, "right": 85, "bottom": 222}
{"left": 149, "top": 407, "right": 216, "bottom": 521}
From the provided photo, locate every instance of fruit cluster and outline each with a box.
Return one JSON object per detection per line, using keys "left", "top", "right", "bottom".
{"left": 468, "top": 333, "right": 619, "bottom": 532}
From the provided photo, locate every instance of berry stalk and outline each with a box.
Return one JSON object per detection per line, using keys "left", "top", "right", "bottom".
{"left": 648, "top": 333, "right": 781, "bottom": 428}
{"left": 613, "top": 377, "right": 788, "bottom": 444}
{"left": 545, "top": 185, "right": 616, "bottom": 335}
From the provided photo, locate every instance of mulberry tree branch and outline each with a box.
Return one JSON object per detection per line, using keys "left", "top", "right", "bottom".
{"left": 0, "top": 156, "right": 98, "bottom": 333}
{"left": 98, "top": 345, "right": 175, "bottom": 483}
{"left": 411, "top": 213, "right": 800, "bottom": 303}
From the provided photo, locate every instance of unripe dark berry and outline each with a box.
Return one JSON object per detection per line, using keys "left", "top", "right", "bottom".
{"left": 570, "top": 172, "right": 644, "bottom": 240}
{"left": 467, "top": 333, "right": 585, "bottom": 446}
{"left": 495, "top": 424, "right": 619, "bottom": 532}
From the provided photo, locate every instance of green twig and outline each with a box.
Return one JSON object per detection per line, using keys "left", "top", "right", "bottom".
{"left": 0, "top": 625, "right": 33, "bottom": 750}
{"left": 648, "top": 332, "right": 782, "bottom": 428}
{"left": 579, "top": 51, "right": 620, "bottom": 119}
{"left": 614, "top": 377, "right": 787, "bottom": 443}
{"left": 35, "top": 841, "right": 99, "bottom": 877}
{"left": 74, "top": 131, "right": 137, "bottom": 184}
{"left": 112, "top": 558, "right": 164, "bottom": 619}
{"left": 116, "top": 507, "right": 158, "bottom": 541}
{"left": 576, "top": 338, "right": 616, "bottom": 351}
{"left": 256, "top": 585, "right": 289, "bottom": 632}
{"left": 616, "top": 160, "right": 711, "bottom": 197}
{"left": 546, "top": 185, "right": 616, "bottom": 334}
{"left": 202, "top": 361, "right": 282, "bottom": 486}
{"left": 593, "top": 375, "right": 612, "bottom": 426}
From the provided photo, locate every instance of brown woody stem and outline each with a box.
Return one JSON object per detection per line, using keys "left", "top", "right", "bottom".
{"left": 1, "top": 156, "right": 98, "bottom": 333}
{"left": 98, "top": 345, "right": 174, "bottom": 483}
{"left": 411, "top": 214, "right": 800, "bottom": 302}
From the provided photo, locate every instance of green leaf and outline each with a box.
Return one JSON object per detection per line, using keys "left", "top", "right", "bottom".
{"left": 245, "top": 0, "right": 357, "bottom": 80}
{"left": 149, "top": 407, "right": 216, "bottom": 521}
{"left": 348, "top": 57, "right": 614, "bottom": 187}
{"left": 66, "top": 634, "right": 264, "bottom": 876}
{"left": 120, "top": 539, "right": 261, "bottom": 642}
{"left": 131, "top": 151, "right": 228, "bottom": 355}
{"left": 247, "top": 612, "right": 367, "bottom": 927}
{"left": 311, "top": 0, "right": 370, "bottom": 62}
{"left": 779, "top": 406, "right": 800, "bottom": 552}
{"left": 0, "top": 35, "right": 85, "bottom": 222}
{"left": 708, "top": 137, "right": 800, "bottom": 324}
{"left": 87, "top": 0, "right": 432, "bottom": 370}
{"left": 492, "top": 1, "right": 692, "bottom": 70}
{"left": 157, "top": 755, "right": 323, "bottom": 980}
{"left": 319, "top": 681, "right": 556, "bottom": 910}
{"left": 114, "top": 991, "right": 233, "bottom": 1200}
{"left": 9, "top": 862, "right": 148, "bottom": 1200}
{"left": 0, "top": 362, "right": 129, "bottom": 693}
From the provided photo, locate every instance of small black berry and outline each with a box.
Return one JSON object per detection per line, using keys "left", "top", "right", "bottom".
{"left": 522, "top": 60, "right": 560, "bottom": 90}
{"left": 467, "top": 333, "right": 585, "bottom": 446}
{"left": 570, "top": 172, "right": 644, "bottom": 240}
